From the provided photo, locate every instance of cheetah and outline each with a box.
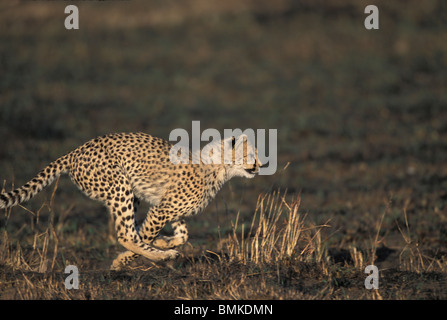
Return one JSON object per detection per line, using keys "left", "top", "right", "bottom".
{"left": 0, "top": 132, "right": 262, "bottom": 270}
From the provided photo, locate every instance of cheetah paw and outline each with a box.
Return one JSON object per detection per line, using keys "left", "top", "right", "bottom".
{"left": 110, "top": 259, "right": 125, "bottom": 271}
{"left": 152, "top": 236, "right": 184, "bottom": 249}
{"left": 162, "top": 249, "right": 180, "bottom": 260}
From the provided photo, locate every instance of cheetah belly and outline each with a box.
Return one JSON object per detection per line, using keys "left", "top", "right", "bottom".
{"left": 132, "top": 183, "right": 165, "bottom": 205}
{"left": 129, "top": 173, "right": 170, "bottom": 206}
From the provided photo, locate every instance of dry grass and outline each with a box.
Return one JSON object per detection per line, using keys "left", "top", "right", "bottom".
{"left": 223, "top": 190, "right": 330, "bottom": 266}
{"left": 396, "top": 200, "right": 447, "bottom": 273}
{"left": 1, "top": 179, "right": 60, "bottom": 273}
{"left": 1, "top": 188, "right": 447, "bottom": 299}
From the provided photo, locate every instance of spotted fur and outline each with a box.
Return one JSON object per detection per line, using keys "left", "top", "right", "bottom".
{"left": 0, "top": 132, "right": 261, "bottom": 270}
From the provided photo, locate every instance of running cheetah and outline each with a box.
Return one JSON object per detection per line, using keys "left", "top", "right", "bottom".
{"left": 0, "top": 132, "right": 261, "bottom": 270}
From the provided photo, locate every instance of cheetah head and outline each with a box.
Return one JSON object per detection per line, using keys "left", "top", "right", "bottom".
{"left": 201, "top": 134, "right": 262, "bottom": 179}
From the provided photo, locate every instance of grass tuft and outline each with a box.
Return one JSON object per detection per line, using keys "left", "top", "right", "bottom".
{"left": 223, "top": 190, "right": 331, "bottom": 266}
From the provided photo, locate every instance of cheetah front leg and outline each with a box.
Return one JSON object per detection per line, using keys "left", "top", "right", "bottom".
{"left": 152, "top": 220, "right": 189, "bottom": 250}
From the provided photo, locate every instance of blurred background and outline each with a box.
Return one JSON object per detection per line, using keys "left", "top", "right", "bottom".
{"left": 1, "top": 0, "right": 447, "bottom": 270}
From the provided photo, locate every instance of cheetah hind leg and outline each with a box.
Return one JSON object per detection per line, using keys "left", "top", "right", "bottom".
{"left": 152, "top": 220, "right": 189, "bottom": 250}
{"left": 110, "top": 250, "right": 179, "bottom": 271}
{"left": 110, "top": 249, "right": 179, "bottom": 271}
{"left": 110, "top": 251, "right": 139, "bottom": 271}
{"left": 107, "top": 193, "right": 179, "bottom": 270}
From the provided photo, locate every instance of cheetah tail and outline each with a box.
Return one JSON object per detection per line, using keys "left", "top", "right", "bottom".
{"left": 0, "top": 153, "right": 71, "bottom": 209}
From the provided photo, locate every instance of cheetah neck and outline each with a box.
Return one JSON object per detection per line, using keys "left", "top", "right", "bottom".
{"left": 203, "top": 166, "right": 227, "bottom": 203}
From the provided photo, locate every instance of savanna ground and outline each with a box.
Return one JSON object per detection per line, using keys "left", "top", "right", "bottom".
{"left": 0, "top": 0, "right": 447, "bottom": 300}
